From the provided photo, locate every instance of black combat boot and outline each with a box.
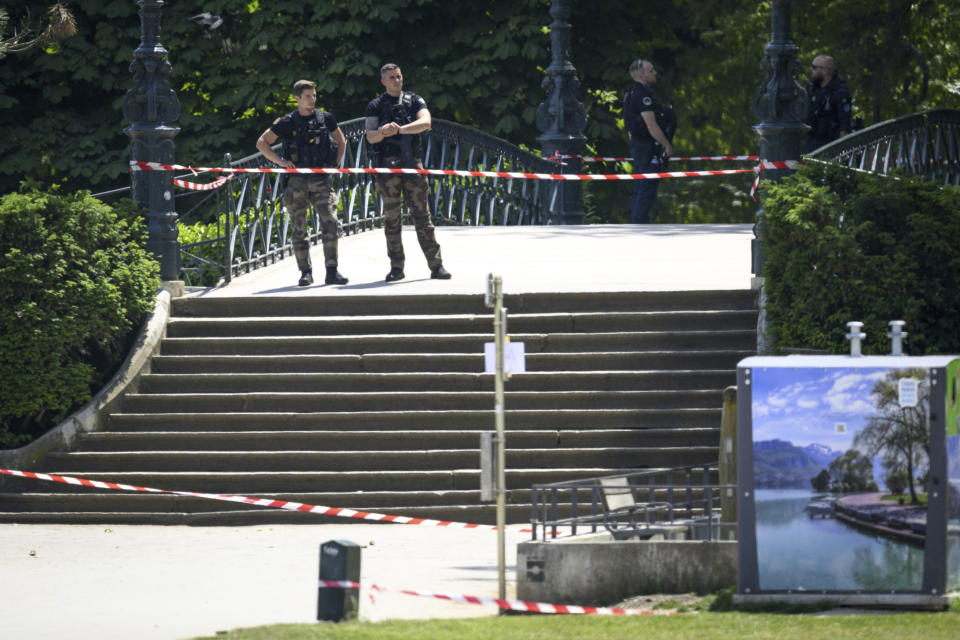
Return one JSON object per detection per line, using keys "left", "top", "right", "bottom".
{"left": 298, "top": 269, "right": 313, "bottom": 286}
{"left": 385, "top": 267, "right": 405, "bottom": 282}
{"left": 325, "top": 266, "right": 348, "bottom": 285}
{"left": 430, "top": 265, "right": 452, "bottom": 279}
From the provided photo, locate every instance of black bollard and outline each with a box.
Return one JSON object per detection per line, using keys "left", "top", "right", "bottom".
{"left": 317, "top": 539, "right": 361, "bottom": 622}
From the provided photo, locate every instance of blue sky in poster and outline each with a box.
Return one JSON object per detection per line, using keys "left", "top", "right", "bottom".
{"left": 751, "top": 367, "right": 894, "bottom": 451}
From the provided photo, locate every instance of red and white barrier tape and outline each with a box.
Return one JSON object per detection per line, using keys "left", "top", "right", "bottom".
{"left": 319, "top": 580, "right": 675, "bottom": 616}
{"left": 131, "top": 160, "right": 794, "bottom": 182}
{"left": 0, "top": 468, "right": 536, "bottom": 532}
{"left": 173, "top": 174, "right": 232, "bottom": 191}
{"left": 553, "top": 154, "right": 760, "bottom": 163}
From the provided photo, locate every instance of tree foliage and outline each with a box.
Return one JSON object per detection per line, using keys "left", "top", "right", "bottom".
{"left": 855, "top": 368, "right": 930, "bottom": 504}
{"left": 760, "top": 163, "right": 960, "bottom": 355}
{"left": 0, "top": 1, "right": 958, "bottom": 222}
{"left": 0, "top": 188, "right": 159, "bottom": 447}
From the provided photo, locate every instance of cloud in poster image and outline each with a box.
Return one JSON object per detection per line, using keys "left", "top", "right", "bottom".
{"left": 751, "top": 368, "right": 891, "bottom": 448}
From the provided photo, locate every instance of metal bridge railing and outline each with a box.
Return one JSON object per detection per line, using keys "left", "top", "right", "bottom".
{"left": 807, "top": 109, "right": 960, "bottom": 186}
{"left": 178, "top": 118, "right": 561, "bottom": 285}
{"left": 529, "top": 464, "right": 736, "bottom": 542}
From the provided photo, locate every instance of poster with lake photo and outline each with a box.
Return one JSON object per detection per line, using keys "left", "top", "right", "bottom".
{"left": 751, "top": 366, "right": 930, "bottom": 591}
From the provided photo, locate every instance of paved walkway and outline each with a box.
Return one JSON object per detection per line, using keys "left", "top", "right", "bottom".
{"left": 189, "top": 223, "right": 755, "bottom": 297}
{"left": 0, "top": 224, "right": 755, "bottom": 640}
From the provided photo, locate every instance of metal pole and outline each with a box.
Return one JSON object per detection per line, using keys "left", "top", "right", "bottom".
{"left": 123, "top": 0, "right": 181, "bottom": 281}
{"left": 535, "top": 0, "right": 587, "bottom": 224}
{"left": 490, "top": 274, "right": 507, "bottom": 601}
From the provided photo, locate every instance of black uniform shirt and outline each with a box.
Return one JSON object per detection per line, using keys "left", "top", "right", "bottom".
{"left": 805, "top": 77, "right": 852, "bottom": 149}
{"left": 269, "top": 110, "right": 338, "bottom": 141}
{"left": 366, "top": 92, "right": 427, "bottom": 157}
{"left": 623, "top": 82, "right": 659, "bottom": 141}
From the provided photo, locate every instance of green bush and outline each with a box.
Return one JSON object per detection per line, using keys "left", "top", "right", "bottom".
{"left": 0, "top": 188, "right": 159, "bottom": 447}
{"left": 760, "top": 163, "right": 960, "bottom": 355}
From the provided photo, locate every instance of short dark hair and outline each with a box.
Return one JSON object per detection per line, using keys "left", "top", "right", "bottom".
{"left": 629, "top": 59, "right": 648, "bottom": 74}
{"left": 380, "top": 63, "right": 400, "bottom": 76}
{"left": 293, "top": 80, "right": 316, "bottom": 97}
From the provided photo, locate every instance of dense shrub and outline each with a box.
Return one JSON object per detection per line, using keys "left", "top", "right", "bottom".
{"left": 760, "top": 163, "right": 960, "bottom": 355}
{"left": 0, "top": 188, "right": 159, "bottom": 447}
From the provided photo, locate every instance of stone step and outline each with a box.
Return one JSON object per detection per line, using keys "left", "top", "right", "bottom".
{"left": 74, "top": 428, "right": 720, "bottom": 452}
{"left": 165, "top": 310, "right": 758, "bottom": 337}
{"left": 0, "top": 467, "right": 623, "bottom": 494}
{"left": 40, "top": 446, "right": 717, "bottom": 472}
{"left": 158, "top": 330, "right": 757, "bottom": 355}
{"left": 150, "top": 350, "right": 754, "bottom": 374}
{"left": 0, "top": 489, "right": 532, "bottom": 512}
{"left": 170, "top": 290, "right": 757, "bottom": 318}
{"left": 136, "top": 370, "right": 735, "bottom": 394}
{"left": 0, "top": 504, "right": 532, "bottom": 526}
{"left": 106, "top": 408, "right": 722, "bottom": 431}
{"left": 120, "top": 390, "right": 722, "bottom": 413}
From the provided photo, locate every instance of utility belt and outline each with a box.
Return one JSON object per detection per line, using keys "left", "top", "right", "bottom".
{"left": 378, "top": 154, "right": 420, "bottom": 169}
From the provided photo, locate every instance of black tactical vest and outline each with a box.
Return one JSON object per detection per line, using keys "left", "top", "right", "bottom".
{"left": 281, "top": 110, "right": 338, "bottom": 167}
{"left": 372, "top": 92, "right": 423, "bottom": 159}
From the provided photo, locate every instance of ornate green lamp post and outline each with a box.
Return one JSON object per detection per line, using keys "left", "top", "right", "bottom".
{"left": 751, "top": 0, "right": 808, "bottom": 276}
{"left": 123, "top": 0, "right": 181, "bottom": 281}
{"left": 536, "top": 0, "right": 587, "bottom": 225}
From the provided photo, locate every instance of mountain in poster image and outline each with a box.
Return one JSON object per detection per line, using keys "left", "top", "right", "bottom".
{"left": 753, "top": 439, "right": 842, "bottom": 489}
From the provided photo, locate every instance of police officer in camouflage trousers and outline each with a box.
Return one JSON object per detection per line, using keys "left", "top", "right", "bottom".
{"left": 803, "top": 55, "right": 853, "bottom": 153}
{"left": 365, "top": 63, "right": 451, "bottom": 282}
{"left": 256, "top": 80, "right": 348, "bottom": 286}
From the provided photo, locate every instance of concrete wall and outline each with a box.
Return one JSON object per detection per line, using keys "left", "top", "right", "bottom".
{"left": 517, "top": 535, "right": 737, "bottom": 606}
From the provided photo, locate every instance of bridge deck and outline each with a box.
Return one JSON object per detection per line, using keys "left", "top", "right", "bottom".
{"left": 191, "top": 223, "right": 755, "bottom": 297}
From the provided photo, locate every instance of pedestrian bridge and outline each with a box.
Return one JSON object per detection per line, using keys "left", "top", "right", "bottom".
{"left": 193, "top": 223, "right": 754, "bottom": 298}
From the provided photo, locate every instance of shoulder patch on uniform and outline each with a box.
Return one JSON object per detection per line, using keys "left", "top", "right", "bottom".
{"left": 642, "top": 96, "right": 653, "bottom": 106}
{"left": 272, "top": 117, "right": 281, "bottom": 125}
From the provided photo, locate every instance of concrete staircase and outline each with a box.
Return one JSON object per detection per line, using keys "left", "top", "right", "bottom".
{"left": 0, "top": 290, "right": 756, "bottom": 525}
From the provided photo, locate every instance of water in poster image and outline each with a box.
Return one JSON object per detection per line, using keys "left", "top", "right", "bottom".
{"left": 755, "top": 489, "right": 924, "bottom": 591}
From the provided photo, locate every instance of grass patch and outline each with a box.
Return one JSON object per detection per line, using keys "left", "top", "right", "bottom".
{"left": 880, "top": 493, "right": 928, "bottom": 506}
{"left": 192, "top": 605, "right": 960, "bottom": 640}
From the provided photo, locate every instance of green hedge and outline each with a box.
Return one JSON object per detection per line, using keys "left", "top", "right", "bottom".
{"left": 0, "top": 189, "right": 159, "bottom": 447}
{"left": 760, "top": 163, "right": 960, "bottom": 355}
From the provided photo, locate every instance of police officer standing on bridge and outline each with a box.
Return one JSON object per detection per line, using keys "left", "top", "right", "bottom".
{"left": 256, "top": 80, "right": 348, "bottom": 287}
{"left": 624, "top": 58, "right": 675, "bottom": 224}
{"left": 803, "top": 55, "right": 853, "bottom": 153}
{"left": 366, "top": 63, "right": 451, "bottom": 282}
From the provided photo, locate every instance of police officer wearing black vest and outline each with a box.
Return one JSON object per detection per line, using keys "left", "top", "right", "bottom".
{"left": 623, "top": 58, "right": 676, "bottom": 224}
{"left": 803, "top": 55, "right": 853, "bottom": 153}
{"left": 365, "top": 63, "right": 450, "bottom": 282}
{"left": 256, "top": 80, "right": 348, "bottom": 286}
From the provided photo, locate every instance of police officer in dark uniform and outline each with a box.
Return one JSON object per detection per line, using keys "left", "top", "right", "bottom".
{"left": 256, "top": 80, "right": 348, "bottom": 286}
{"left": 365, "top": 63, "right": 450, "bottom": 282}
{"left": 803, "top": 55, "right": 853, "bottom": 153}
{"left": 623, "top": 58, "right": 676, "bottom": 224}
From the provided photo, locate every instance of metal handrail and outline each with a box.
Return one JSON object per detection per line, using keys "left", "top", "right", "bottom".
{"left": 529, "top": 464, "right": 736, "bottom": 542}
{"left": 179, "top": 118, "right": 561, "bottom": 285}
{"left": 807, "top": 109, "right": 960, "bottom": 186}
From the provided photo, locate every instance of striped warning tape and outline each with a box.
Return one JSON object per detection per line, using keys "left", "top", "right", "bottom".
{"left": 0, "top": 468, "right": 541, "bottom": 532}
{"left": 173, "top": 174, "right": 232, "bottom": 191}
{"left": 553, "top": 154, "right": 760, "bottom": 163}
{"left": 319, "top": 580, "right": 676, "bottom": 616}
{"left": 131, "top": 160, "right": 796, "bottom": 181}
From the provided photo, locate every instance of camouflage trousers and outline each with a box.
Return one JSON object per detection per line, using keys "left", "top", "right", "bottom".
{"left": 282, "top": 175, "right": 340, "bottom": 271}
{"left": 373, "top": 158, "right": 443, "bottom": 270}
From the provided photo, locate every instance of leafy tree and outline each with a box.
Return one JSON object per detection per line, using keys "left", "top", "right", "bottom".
{"left": 854, "top": 368, "right": 930, "bottom": 505}
{"left": 827, "top": 449, "right": 877, "bottom": 493}
{"left": 1, "top": 1, "right": 958, "bottom": 222}
{"left": 810, "top": 468, "right": 830, "bottom": 493}
{"left": 884, "top": 467, "right": 908, "bottom": 497}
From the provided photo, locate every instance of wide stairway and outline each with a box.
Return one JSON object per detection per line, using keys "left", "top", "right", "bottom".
{"left": 0, "top": 290, "right": 756, "bottom": 525}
